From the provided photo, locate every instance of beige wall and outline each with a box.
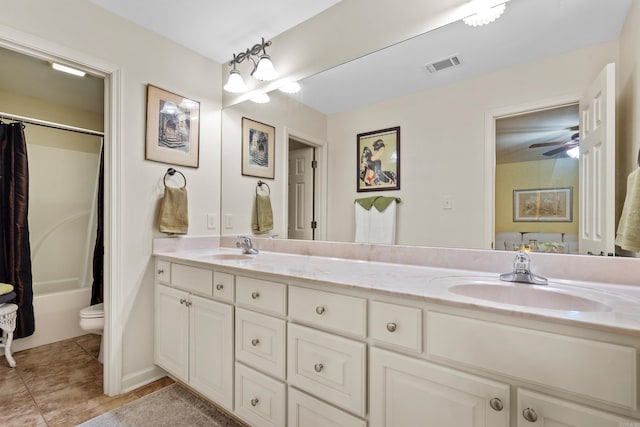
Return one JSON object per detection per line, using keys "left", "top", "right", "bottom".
{"left": 326, "top": 41, "right": 618, "bottom": 248}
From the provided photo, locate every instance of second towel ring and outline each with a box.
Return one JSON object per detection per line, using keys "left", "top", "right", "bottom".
{"left": 164, "top": 167, "right": 187, "bottom": 188}
{"left": 256, "top": 180, "right": 270, "bottom": 195}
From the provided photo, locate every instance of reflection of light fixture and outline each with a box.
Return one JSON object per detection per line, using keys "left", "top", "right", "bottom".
{"left": 463, "top": 2, "right": 506, "bottom": 27}
{"left": 179, "top": 99, "right": 197, "bottom": 110}
{"left": 278, "top": 81, "right": 301, "bottom": 94}
{"left": 160, "top": 102, "right": 178, "bottom": 114}
{"left": 251, "top": 93, "right": 270, "bottom": 104}
{"left": 224, "top": 38, "right": 279, "bottom": 93}
{"left": 51, "top": 62, "right": 86, "bottom": 77}
{"left": 566, "top": 146, "right": 580, "bottom": 158}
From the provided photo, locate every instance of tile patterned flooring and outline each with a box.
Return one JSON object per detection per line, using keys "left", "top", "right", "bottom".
{"left": 0, "top": 334, "right": 175, "bottom": 427}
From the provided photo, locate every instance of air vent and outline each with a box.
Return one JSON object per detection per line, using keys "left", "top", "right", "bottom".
{"left": 424, "top": 55, "right": 461, "bottom": 73}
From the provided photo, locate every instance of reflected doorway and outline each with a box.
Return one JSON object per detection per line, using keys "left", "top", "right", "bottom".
{"left": 288, "top": 137, "right": 317, "bottom": 240}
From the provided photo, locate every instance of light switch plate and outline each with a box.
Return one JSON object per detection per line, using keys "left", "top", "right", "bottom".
{"left": 207, "top": 213, "right": 217, "bottom": 229}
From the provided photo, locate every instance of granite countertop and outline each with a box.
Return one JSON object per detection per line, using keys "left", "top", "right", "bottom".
{"left": 153, "top": 243, "right": 640, "bottom": 336}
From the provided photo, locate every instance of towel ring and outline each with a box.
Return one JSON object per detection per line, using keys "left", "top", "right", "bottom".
{"left": 164, "top": 168, "right": 187, "bottom": 188}
{"left": 256, "top": 180, "right": 270, "bottom": 196}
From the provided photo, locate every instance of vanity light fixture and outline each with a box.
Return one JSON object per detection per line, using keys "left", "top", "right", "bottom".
{"left": 51, "top": 62, "right": 86, "bottom": 77}
{"left": 250, "top": 93, "right": 271, "bottom": 104}
{"left": 223, "top": 37, "right": 279, "bottom": 93}
{"left": 463, "top": 2, "right": 507, "bottom": 27}
{"left": 278, "top": 81, "right": 301, "bottom": 94}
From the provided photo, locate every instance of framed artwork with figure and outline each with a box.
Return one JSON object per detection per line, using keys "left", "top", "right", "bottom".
{"left": 357, "top": 126, "right": 400, "bottom": 192}
{"left": 145, "top": 84, "right": 200, "bottom": 167}
{"left": 242, "top": 117, "right": 275, "bottom": 179}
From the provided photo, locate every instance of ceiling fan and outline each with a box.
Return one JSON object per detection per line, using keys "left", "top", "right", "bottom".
{"left": 529, "top": 129, "right": 580, "bottom": 157}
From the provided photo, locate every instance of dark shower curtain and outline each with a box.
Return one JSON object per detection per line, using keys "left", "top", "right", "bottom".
{"left": 91, "top": 144, "right": 103, "bottom": 305}
{"left": 0, "top": 122, "right": 35, "bottom": 338}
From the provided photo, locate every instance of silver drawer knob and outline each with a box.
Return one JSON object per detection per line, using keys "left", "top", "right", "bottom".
{"left": 251, "top": 291, "right": 260, "bottom": 299}
{"left": 315, "top": 306, "right": 325, "bottom": 315}
{"left": 250, "top": 398, "right": 259, "bottom": 407}
{"left": 314, "top": 363, "right": 324, "bottom": 373}
{"left": 251, "top": 338, "right": 260, "bottom": 346}
{"left": 179, "top": 298, "right": 187, "bottom": 305}
{"left": 386, "top": 322, "right": 397, "bottom": 332}
{"left": 522, "top": 408, "right": 538, "bottom": 422}
{"left": 489, "top": 397, "right": 503, "bottom": 412}
{"left": 216, "top": 283, "right": 224, "bottom": 290}
{"left": 157, "top": 269, "right": 164, "bottom": 274}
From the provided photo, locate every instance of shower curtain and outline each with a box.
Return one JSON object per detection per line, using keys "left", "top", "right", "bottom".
{"left": 0, "top": 122, "right": 35, "bottom": 338}
{"left": 91, "top": 144, "right": 103, "bottom": 305}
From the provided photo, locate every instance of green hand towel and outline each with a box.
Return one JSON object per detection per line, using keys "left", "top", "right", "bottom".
{"left": 158, "top": 186, "right": 189, "bottom": 234}
{"left": 252, "top": 194, "right": 273, "bottom": 234}
{"left": 355, "top": 196, "right": 401, "bottom": 212}
{"left": 0, "top": 283, "right": 13, "bottom": 296}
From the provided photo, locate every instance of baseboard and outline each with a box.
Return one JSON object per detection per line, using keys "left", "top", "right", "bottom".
{"left": 121, "top": 365, "right": 168, "bottom": 394}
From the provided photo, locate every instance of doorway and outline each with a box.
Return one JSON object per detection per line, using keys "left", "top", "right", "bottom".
{"left": 288, "top": 137, "right": 317, "bottom": 240}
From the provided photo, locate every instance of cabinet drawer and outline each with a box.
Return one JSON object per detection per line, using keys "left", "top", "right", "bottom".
{"left": 288, "top": 387, "right": 367, "bottom": 427}
{"left": 236, "top": 276, "right": 287, "bottom": 316}
{"left": 288, "top": 323, "right": 366, "bottom": 417}
{"left": 427, "top": 311, "right": 637, "bottom": 409}
{"left": 235, "top": 363, "right": 286, "bottom": 427}
{"left": 171, "top": 263, "right": 213, "bottom": 296}
{"left": 236, "top": 308, "right": 286, "bottom": 380}
{"left": 370, "top": 300, "right": 422, "bottom": 352}
{"left": 289, "top": 286, "right": 366, "bottom": 338}
{"left": 213, "top": 271, "right": 234, "bottom": 303}
{"left": 155, "top": 260, "right": 171, "bottom": 284}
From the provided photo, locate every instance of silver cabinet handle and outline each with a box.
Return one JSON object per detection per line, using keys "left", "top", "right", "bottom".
{"left": 250, "top": 398, "right": 259, "bottom": 407}
{"left": 489, "top": 397, "right": 503, "bottom": 412}
{"left": 251, "top": 291, "right": 260, "bottom": 299}
{"left": 315, "top": 306, "right": 325, "bottom": 315}
{"left": 386, "top": 322, "right": 397, "bottom": 332}
{"left": 314, "top": 363, "right": 324, "bottom": 373}
{"left": 522, "top": 408, "right": 538, "bottom": 422}
{"left": 216, "top": 283, "right": 224, "bottom": 291}
{"left": 251, "top": 338, "right": 260, "bottom": 346}
{"left": 157, "top": 269, "right": 164, "bottom": 274}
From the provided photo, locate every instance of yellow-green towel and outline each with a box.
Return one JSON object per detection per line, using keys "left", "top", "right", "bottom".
{"left": 158, "top": 186, "right": 189, "bottom": 234}
{"left": 0, "top": 283, "right": 13, "bottom": 296}
{"left": 355, "top": 196, "right": 401, "bottom": 212}
{"left": 252, "top": 194, "right": 273, "bottom": 234}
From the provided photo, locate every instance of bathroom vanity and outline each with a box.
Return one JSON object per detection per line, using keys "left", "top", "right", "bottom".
{"left": 153, "top": 239, "right": 640, "bottom": 426}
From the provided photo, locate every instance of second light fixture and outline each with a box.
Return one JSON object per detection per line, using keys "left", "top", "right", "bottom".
{"left": 224, "top": 37, "right": 279, "bottom": 93}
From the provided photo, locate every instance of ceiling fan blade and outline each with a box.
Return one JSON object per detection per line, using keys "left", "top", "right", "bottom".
{"left": 543, "top": 142, "right": 579, "bottom": 157}
{"left": 529, "top": 141, "right": 566, "bottom": 148}
{"left": 567, "top": 125, "right": 579, "bottom": 131}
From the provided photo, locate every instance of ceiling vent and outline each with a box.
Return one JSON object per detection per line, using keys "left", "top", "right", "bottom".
{"left": 424, "top": 55, "right": 461, "bottom": 74}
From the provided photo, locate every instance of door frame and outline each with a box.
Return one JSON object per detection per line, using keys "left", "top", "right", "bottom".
{"left": 483, "top": 94, "right": 580, "bottom": 250}
{"left": 0, "top": 24, "right": 123, "bottom": 395}
{"left": 282, "top": 127, "right": 327, "bottom": 241}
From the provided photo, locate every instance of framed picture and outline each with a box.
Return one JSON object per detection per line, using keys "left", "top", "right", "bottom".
{"left": 242, "top": 117, "right": 275, "bottom": 179}
{"left": 513, "top": 187, "right": 572, "bottom": 222}
{"left": 145, "top": 84, "right": 200, "bottom": 167}
{"left": 357, "top": 126, "right": 400, "bottom": 192}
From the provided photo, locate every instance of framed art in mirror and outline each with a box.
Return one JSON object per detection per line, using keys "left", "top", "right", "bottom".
{"left": 145, "top": 84, "right": 200, "bottom": 167}
{"left": 514, "top": 187, "right": 572, "bottom": 222}
{"left": 357, "top": 126, "right": 400, "bottom": 192}
{"left": 242, "top": 117, "right": 275, "bottom": 179}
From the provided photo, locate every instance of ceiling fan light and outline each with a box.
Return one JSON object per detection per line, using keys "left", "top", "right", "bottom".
{"left": 567, "top": 146, "right": 580, "bottom": 158}
{"left": 252, "top": 55, "right": 279, "bottom": 81}
{"left": 463, "top": 3, "right": 506, "bottom": 27}
{"left": 224, "top": 69, "right": 248, "bottom": 93}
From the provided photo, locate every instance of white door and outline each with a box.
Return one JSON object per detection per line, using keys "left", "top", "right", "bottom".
{"left": 579, "top": 63, "right": 615, "bottom": 256}
{"left": 154, "top": 284, "right": 189, "bottom": 383}
{"left": 370, "top": 348, "right": 509, "bottom": 427}
{"left": 189, "top": 294, "right": 233, "bottom": 411}
{"left": 288, "top": 147, "right": 315, "bottom": 240}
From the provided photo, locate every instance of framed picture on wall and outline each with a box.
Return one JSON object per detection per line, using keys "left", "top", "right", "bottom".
{"left": 357, "top": 126, "right": 400, "bottom": 192}
{"left": 145, "top": 84, "right": 200, "bottom": 167}
{"left": 513, "top": 187, "right": 572, "bottom": 222}
{"left": 242, "top": 117, "right": 275, "bottom": 179}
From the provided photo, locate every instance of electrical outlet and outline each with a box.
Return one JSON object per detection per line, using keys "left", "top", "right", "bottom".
{"left": 207, "top": 213, "right": 217, "bottom": 230}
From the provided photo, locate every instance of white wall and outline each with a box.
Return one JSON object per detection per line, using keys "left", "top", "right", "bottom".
{"left": 0, "top": 0, "right": 222, "bottom": 390}
{"left": 326, "top": 41, "right": 618, "bottom": 248}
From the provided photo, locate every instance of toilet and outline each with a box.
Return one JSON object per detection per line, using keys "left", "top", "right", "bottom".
{"left": 79, "top": 303, "right": 104, "bottom": 362}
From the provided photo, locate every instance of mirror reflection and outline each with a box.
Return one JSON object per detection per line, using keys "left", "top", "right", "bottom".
{"left": 221, "top": 0, "right": 636, "bottom": 257}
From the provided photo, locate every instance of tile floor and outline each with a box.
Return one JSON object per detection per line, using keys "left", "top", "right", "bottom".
{"left": 0, "top": 334, "right": 175, "bottom": 427}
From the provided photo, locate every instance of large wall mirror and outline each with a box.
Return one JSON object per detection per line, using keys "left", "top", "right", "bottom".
{"left": 221, "top": 0, "right": 638, "bottom": 257}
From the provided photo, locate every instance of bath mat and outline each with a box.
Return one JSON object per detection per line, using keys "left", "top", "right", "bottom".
{"left": 77, "top": 383, "right": 244, "bottom": 427}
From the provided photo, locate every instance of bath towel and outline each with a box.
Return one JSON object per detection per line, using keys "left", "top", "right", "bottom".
{"left": 0, "top": 283, "right": 13, "bottom": 296}
{"left": 355, "top": 196, "right": 401, "bottom": 212}
{"left": 354, "top": 198, "right": 398, "bottom": 244}
{"left": 0, "top": 291, "right": 16, "bottom": 304}
{"left": 616, "top": 169, "right": 640, "bottom": 252}
{"left": 158, "top": 186, "right": 189, "bottom": 234}
{"left": 252, "top": 194, "right": 273, "bottom": 234}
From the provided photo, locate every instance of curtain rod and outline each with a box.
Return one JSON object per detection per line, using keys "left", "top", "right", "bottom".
{"left": 0, "top": 111, "right": 104, "bottom": 137}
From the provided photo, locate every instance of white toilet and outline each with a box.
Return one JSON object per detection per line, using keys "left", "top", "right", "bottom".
{"left": 79, "top": 303, "right": 104, "bottom": 362}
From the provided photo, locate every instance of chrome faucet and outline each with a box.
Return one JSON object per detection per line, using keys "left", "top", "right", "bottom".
{"left": 499, "top": 250, "right": 547, "bottom": 285}
{"left": 236, "top": 236, "right": 259, "bottom": 254}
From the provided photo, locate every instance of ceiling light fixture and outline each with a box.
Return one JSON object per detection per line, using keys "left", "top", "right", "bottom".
{"left": 224, "top": 38, "right": 279, "bottom": 93}
{"left": 566, "top": 146, "right": 580, "bottom": 159}
{"left": 463, "top": 2, "right": 506, "bottom": 27}
{"left": 51, "top": 62, "right": 86, "bottom": 77}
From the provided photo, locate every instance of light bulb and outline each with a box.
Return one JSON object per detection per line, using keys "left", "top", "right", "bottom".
{"left": 224, "top": 69, "right": 248, "bottom": 93}
{"left": 252, "top": 55, "right": 279, "bottom": 81}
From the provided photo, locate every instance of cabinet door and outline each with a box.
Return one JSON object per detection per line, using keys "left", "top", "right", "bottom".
{"left": 370, "top": 348, "right": 509, "bottom": 427}
{"left": 189, "top": 294, "right": 233, "bottom": 411}
{"left": 155, "top": 284, "right": 189, "bottom": 383}
{"left": 517, "top": 389, "right": 635, "bottom": 427}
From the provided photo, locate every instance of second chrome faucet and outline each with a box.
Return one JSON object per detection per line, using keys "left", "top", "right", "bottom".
{"left": 237, "top": 236, "right": 259, "bottom": 254}
{"left": 500, "top": 250, "right": 548, "bottom": 285}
